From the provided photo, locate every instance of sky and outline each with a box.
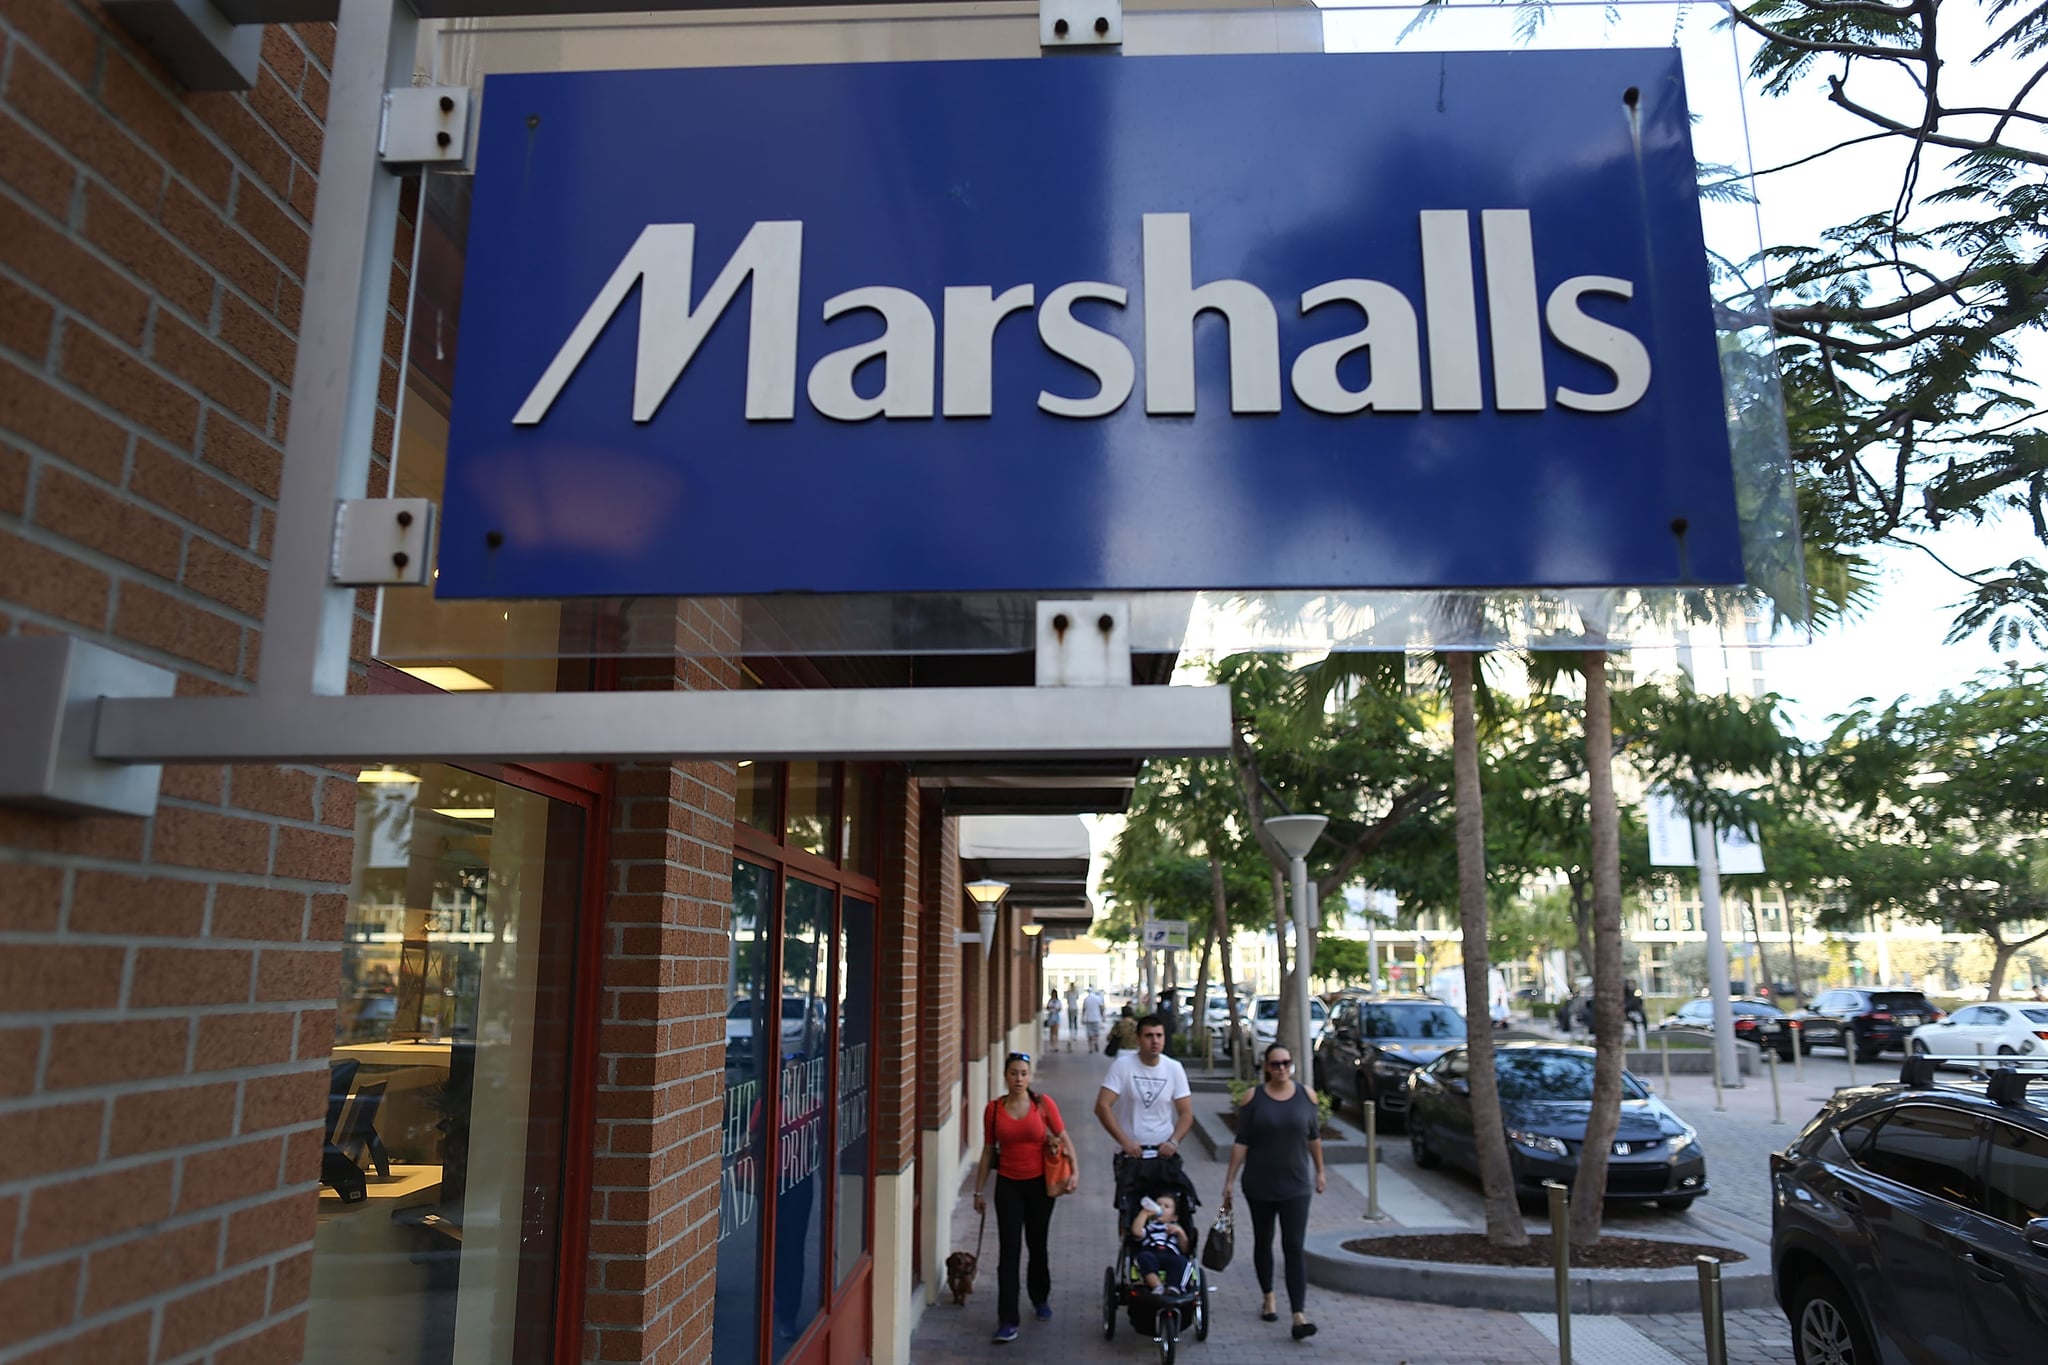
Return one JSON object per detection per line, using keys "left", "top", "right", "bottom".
{"left": 1309, "top": 0, "right": 2047, "bottom": 740}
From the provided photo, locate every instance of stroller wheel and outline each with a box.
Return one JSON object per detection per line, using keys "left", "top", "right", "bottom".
{"left": 1155, "top": 1308, "right": 1178, "bottom": 1365}
{"left": 1102, "top": 1266, "right": 1117, "bottom": 1340}
{"left": 1194, "top": 1271, "right": 1210, "bottom": 1341}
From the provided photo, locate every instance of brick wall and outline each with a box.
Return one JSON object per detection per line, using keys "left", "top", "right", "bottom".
{"left": 872, "top": 772, "right": 920, "bottom": 1175}
{"left": 0, "top": 7, "right": 392, "bottom": 1362}
{"left": 914, "top": 804, "right": 957, "bottom": 1137}
{"left": 583, "top": 613, "right": 740, "bottom": 1365}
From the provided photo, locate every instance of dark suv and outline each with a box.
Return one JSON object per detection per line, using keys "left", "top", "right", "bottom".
{"left": 1795, "top": 988, "right": 1944, "bottom": 1062}
{"left": 1315, "top": 996, "right": 1465, "bottom": 1119}
{"left": 1770, "top": 1060, "right": 2048, "bottom": 1364}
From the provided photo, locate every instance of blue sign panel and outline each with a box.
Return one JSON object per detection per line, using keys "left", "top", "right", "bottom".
{"left": 439, "top": 51, "right": 1740, "bottom": 599}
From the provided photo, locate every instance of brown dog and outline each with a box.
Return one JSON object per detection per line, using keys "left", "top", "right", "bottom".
{"left": 944, "top": 1250, "right": 978, "bottom": 1306}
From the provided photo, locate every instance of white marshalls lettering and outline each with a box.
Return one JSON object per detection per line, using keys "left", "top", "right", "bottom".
{"left": 510, "top": 211, "right": 1658, "bottom": 427}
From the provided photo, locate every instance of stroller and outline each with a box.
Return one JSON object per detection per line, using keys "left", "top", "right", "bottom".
{"left": 1101, "top": 1151, "right": 1210, "bottom": 1363}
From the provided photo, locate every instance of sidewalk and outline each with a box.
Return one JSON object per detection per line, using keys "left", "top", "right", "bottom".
{"left": 909, "top": 1047, "right": 1559, "bottom": 1364}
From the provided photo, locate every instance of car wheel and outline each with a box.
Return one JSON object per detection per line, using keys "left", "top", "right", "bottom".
{"left": 1410, "top": 1123, "right": 1442, "bottom": 1169}
{"left": 1854, "top": 1038, "right": 1881, "bottom": 1063}
{"left": 1656, "top": 1196, "right": 1696, "bottom": 1212}
{"left": 1999, "top": 1044, "right": 2017, "bottom": 1056}
{"left": 1911, "top": 1039, "right": 1929, "bottom": 1056}
{"left": 1790, "top": 1272, "right": 1875, "bottom": 1365}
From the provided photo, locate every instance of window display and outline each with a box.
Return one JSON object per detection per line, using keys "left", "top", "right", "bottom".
{"left": 310, "top": 764, "right": 584, "bottom": 1365}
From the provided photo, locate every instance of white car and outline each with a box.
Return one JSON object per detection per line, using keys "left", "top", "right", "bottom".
{"left": 1910, "top": 1002, "right": 2048, "bottom": 1061}
{"left": 1249, "top": 995, "right": 1328, "bottom": 1049}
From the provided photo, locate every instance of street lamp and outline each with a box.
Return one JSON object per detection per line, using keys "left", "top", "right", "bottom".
{"left": 1265, "top": 814, "right": 1329, "bottom": 1069}
{"left": 966, "top": 879, "right": 1008, "bottom": 960}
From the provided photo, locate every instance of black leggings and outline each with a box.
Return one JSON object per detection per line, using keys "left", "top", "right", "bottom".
{"left": 994, "top": 1174, "right": 1055, "bottom": 1325}
{"left": 1245, "top": 1194, "right": 1311, "bottom": 1314}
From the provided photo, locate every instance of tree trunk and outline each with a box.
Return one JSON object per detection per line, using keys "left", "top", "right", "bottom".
{"left": 1571, "top": 650, "right": 1627, "bottom": 1249}
{"left": 1272, "top": 865, "right": 1297, "bottom": 1058}
{"left": 1746, "top": 900, "right": 1777, "bottom": 1000}
{"left": 1211, "top": 853, "right": 1250, "bottom": 1077}
{"left": 1449, "top": 652, "right": 1526, "bottom": 1246}
{"left": 1989, "top": 936, "right": 2017, "bottom": 1003}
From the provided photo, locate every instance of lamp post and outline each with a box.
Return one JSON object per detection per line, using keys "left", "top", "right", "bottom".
{"left": 965, "top": 878, "right": 1008, "bottom": 960}
{"left": 1265, "top": 814, "right": 1329, "bottom": 1070}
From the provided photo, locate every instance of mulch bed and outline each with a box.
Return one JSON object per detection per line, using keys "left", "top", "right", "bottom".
{"left": 1218, "top": 1111, "right": 1345, "bottom": 1141}
{"left": 1342, "top": 1233, "right": 1748, "bottom": 1270}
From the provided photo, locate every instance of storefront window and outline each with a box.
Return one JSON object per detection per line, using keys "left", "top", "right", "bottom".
{"left": 715, "top": 861, "right": 775, "bottom": 1365}
{"left": 834, "top": 898, "right": 875, "bottom": 1288}
{"left": 841, "top": 768, "right": 879, "bottom": 877}
{"left": 310, "top": 764, "right": 583, "bottom": 1365}
{"left": 737, "top": 761, "right": 780, "bottom": 836}
{"left": 774, "top": 879, "right": 833, "bottom": 1358}
{"left": 785, "top": 763, "right": 834, "bottom": 859}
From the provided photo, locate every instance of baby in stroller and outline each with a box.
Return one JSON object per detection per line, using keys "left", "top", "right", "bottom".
{"left": 1130, "top": 1194, "right": 1195, "bottom": 1298}
{"left": 1102, "top": 1153, "right": 1208, "bottom": 1359}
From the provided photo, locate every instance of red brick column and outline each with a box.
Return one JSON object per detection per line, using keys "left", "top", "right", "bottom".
{"left": 582, "top": 606, "right": 740, "bottom": 1365}
{"left": 914, "top": 802, "right": 958, "bottom": 1137}
{"left": 872, "top": 772, "right": 920, "bottom": 1176}
{"left": 0, "top": 11, "right": 394, "bottom": 1362}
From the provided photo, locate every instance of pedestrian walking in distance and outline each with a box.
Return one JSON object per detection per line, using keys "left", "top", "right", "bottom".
{"left": 1081, "top": 986, "right": 1106, "bottom": 1053}
{"left": 1222, "top": 1042, "right": 1326, "bottom": 1340}
{"left": 972, "top": 1052, "right": 1077, "bottom": 1344}
{"left": 1045, "top": 991, "right": 1063, "bottom": 1051}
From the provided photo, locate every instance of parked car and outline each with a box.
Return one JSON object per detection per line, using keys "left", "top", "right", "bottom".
{"left": 1770, "top": 1059, "right": 2048, "bottom": 1364}
{"left": 1794, "top": 988, "right": 1944, "bottom": 1063}
{"left": 1658, "top": 997, "right": 1799, "bottom": 1060}
{"left": 1249, "top": 994, "right": 1328, "bottom": 1050}
{"left": 1315, "top": 996, "right": 1465, "bottom": 1119}
{"left": 1911, "top": 1002, "right": 2048, "bottom": 1061}
{"left": 1405, "top": 1042, "right": 1707, "bottom": 1211}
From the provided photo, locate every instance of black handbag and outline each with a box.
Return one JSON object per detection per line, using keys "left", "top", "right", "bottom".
{"left": 1201, "top": 1208, "right": 1235, "bottom": 1272}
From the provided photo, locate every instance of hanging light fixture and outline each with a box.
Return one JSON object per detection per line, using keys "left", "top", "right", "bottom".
{"left": 965, "top": 878, "right": 1009, "bottom": 959}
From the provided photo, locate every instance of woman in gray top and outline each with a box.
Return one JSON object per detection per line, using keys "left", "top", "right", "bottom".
{"left": 1221, "top": 1042, "right": 1327, "bottom": 1339}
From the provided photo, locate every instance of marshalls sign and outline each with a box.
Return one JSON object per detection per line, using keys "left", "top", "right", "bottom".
{"left": 440, "top": 51, "right": 1741, "bottom": 600}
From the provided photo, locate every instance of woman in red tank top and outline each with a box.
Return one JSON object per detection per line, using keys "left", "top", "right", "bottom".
{"left": 970, "top": 1053, "right": 1079, "bottom": 1342}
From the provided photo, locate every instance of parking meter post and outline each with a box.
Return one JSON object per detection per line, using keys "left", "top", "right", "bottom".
{"left": 1768, "top": 1047, "right": 1784, "bottom": 1124}
{"left": 1792, "top": 1020, "right": 1804, "bottom": 1081}
{"left": 1364, "top": 1103, "right": 1385, "bottom": 1220}
{"left": 1696, "top": 1256, "right": 1727, "bottom": 1365}
{"left": 1845, "top": 1041, "right": 1858, "bottom": 1088}
{"left": 1711, "top": 1046, "right": 1726, "bottom": 1112}
{"left": 1545, "top": 1181, "right": 1571, "bottom": 1365}
{"left": 1660, "top": 1034, "right": 1672, "bottom": 1095}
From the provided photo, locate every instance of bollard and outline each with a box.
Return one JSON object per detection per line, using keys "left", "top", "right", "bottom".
{"left": 1545, "top": 1182, "right": 1572, "bottom": 1365}
{"left": 1696, "top": 1256, "right": 1727, "bottom": 1365}
{"left": 1364, "top": 1103, "right": 1385, "bottom": 1220}
{"left": 1845, "top": 1039, "right": 1858, "bottom": 1088}
{"left": 1660, "top": 1034, "right": 1673, "bottom": 1095}
{"left": 1768, "top": 1046, "right": 1784, "bottom": 1124}
{"left": 1711, "top": 1047, "right": 1726, "bottom": 1112}
{"left": 1792, "top": 1019, "right": 1804, "bottom": 1082}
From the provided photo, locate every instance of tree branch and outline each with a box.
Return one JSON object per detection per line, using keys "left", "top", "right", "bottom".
{"left": 1828, "top": 75, "right": 2048, "bottom": 165}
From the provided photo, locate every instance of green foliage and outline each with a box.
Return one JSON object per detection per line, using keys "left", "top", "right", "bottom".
{"left": 1814, "top": 664, "right": 2048, "bottom": 990}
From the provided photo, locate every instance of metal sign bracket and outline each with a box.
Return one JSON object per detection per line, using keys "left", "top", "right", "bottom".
{"left": 1040, "top": 0, "right": 1122, "bottom": 50}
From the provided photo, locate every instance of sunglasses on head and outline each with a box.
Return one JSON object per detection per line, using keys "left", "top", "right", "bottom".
{"left": 1007, "top": 1052, "right": 1032, "bottom": 1064}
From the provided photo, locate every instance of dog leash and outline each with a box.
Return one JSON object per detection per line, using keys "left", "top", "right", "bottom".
{"left": 973, "top": 1204, "right": 987, "bottom": 1264}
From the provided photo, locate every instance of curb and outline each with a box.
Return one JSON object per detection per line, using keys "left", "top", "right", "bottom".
{"left": 1190, "top": 1104, "right": 1380, "bottom": 1164}
{"left": 1303, "top": 1226, "right": 1777, "bottom": 1314}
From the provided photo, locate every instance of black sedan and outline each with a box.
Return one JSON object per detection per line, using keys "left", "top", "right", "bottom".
{"left": 1316, "top": 996, "right": 1466, "bottom": 1120}
{"left": 1658, "top": 997, "right": 1801, "bottom": 1059}
{"left": 1405, "top": 1042, "right": 1708, "bottom": 1211}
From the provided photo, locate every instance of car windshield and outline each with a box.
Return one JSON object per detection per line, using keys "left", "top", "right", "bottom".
{"left": 1869, "top": 992, "right": 1933, "bottom": 1010}
{"left": 729, "top": 1001, "right": 755, "bottom": 1018}
{"left": 2025, "top": 1009, "right": 2048, "bottom": 1025}
{"left": 1256, "top": 1000, "right": 1279, "bottom": 1020}
{"left": 1363, "top": 1004, "right": 1465, "bottom": 1039}
{"left": 1494, "top": 1052, "right": 1649, "bottom": 1102}
{"left": 783, "top": 998, "right": 810, "bottom": 1018}
{"left": 1733, "top": 1001, "right": 1783, "bottom": 1016}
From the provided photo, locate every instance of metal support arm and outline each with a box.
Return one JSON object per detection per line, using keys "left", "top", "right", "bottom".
{"left": 94, "top": 685, "right": 1231, "bottom": 765}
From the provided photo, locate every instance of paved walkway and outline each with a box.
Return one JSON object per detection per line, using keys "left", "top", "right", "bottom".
{"left": 906, "top": 1045, "right": 1786, "bottom": 1364}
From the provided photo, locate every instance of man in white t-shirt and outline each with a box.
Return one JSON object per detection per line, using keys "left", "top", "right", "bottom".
{"left": 1094, "top": 1015, "right": 1193, "bottom": 1157}
{"left": 1080, "top": 988, "right": 1107, "bottom": 1052}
